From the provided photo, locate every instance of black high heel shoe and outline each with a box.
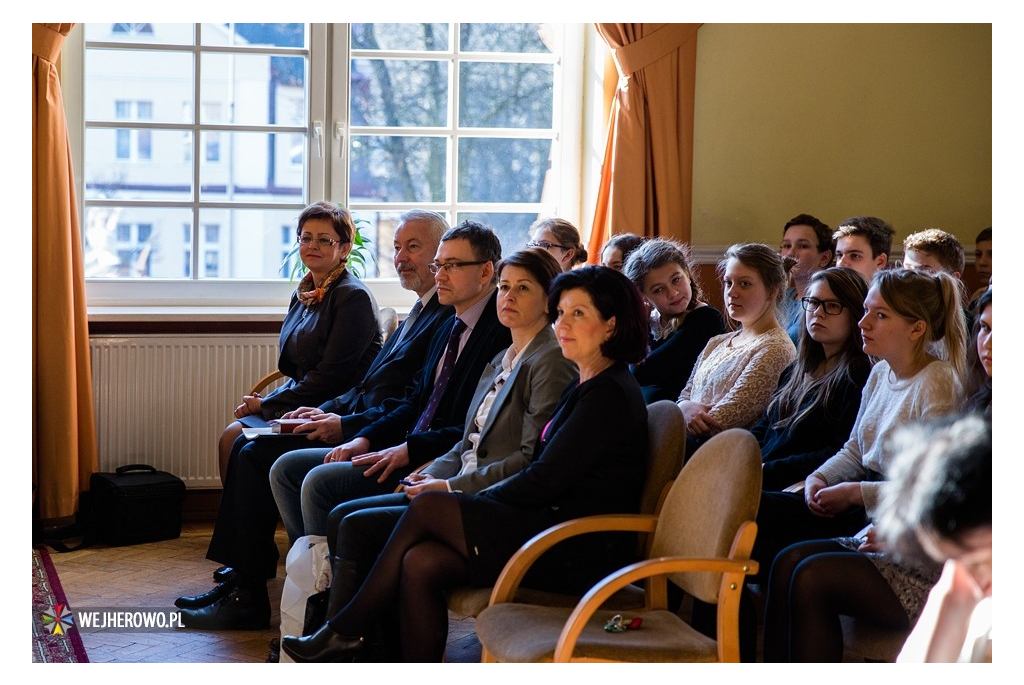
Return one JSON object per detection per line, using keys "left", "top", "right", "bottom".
{"left": 281, "top": 624, "right": 365, "bottom": 663}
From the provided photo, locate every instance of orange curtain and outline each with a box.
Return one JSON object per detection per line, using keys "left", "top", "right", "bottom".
{"left": 33, "top": 23, "right": 98, "bottom": 521}
{"left": 588, "top": 23, "right": 702, "bottom": 262}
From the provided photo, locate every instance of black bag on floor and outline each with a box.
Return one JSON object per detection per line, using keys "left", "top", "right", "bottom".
{"left": 88, "top": 464, "right": 186, "bottom": 546}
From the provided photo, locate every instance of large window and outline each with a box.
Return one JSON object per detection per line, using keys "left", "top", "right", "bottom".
{"left": 68, "top": 22, "right": 583, "bottom": 303}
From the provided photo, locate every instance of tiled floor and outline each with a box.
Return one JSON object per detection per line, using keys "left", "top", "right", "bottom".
{"left": 47, "top": 521, "right": 481, "bottom": 663}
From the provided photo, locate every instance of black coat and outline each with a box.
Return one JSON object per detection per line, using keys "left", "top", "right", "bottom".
{"left": 460, "top": 363, "right": 649, "bottom": 592}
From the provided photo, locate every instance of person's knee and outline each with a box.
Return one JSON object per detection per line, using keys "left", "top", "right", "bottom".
{"left": 336, "top": 510, "right": 376, "bottom": 560}
{"left": 406, "top": 489, "right": 449, "bottom": 516}
{"left": 268, "top": 453, "right": 292, "bottom": 492}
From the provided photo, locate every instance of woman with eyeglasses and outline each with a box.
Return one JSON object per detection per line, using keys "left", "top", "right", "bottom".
{"left": 752, "top": 267, "right": 872, "bottom": 491}
{"left": 760, "top": 268, "right": 968, "bottom": 662}
{"left": 215, "top": 201, "right": 382, "bottom": 484}
{"left": 527, "top": 217, "right": 587, "bottom": 272}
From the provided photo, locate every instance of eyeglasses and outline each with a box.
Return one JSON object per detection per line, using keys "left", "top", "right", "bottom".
{"left": 297, "top": 236, "right": 343, "bottom": 248}
{"left": 801, "top": 297, "right": 845, "bottom": 315}
{"left": 527, "top": 240, "right": 569, "bottom": 251}
{"left": 428, "top": 260, "right": 488, "bottom": 274}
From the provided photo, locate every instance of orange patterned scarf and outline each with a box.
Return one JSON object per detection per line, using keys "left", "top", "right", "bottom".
{"left": 296, "top": 261, "right": 346, "bottom": 307}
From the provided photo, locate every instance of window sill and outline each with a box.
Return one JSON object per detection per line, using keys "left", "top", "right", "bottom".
{"left": 86, "top": 278, "right": 415, "bottom": 324}
{"left": 88, "top": 305, "right": 289, "bottom": 323}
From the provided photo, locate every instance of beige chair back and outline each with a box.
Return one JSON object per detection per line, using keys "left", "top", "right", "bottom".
{"left": 638, "top": 400, "right": 687, "bottom": 516}
{"left": 648, "top": 428, "right": 762, "bottom": 603}
{"left": 378, "top": 306, "right": 399, "bottom": 343}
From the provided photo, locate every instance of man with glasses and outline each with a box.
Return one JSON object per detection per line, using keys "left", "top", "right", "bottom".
{"left": 278, "top": 221, "right": 511, "bottom": 525}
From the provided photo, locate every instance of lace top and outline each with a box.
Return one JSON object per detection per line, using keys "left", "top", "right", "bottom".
{"left": 678, "top": 326, "right": 796, "bottom": 429}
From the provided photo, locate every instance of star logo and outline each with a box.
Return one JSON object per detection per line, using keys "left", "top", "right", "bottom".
{"left": 42, "top": 604, "right": 75, "bottom": 636}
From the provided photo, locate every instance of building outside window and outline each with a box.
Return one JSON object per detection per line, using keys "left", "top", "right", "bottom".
{"left": 68, "top": 22, "right": 583, "bottom": 304}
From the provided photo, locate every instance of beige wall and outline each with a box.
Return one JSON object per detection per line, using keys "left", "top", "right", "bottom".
{"left": 690, "top": 23, "right": 991, "bottom": 260}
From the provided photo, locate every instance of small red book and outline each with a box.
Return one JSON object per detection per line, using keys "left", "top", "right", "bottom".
{"left": 269, "top": 418, "right": 311, "bottom": 434}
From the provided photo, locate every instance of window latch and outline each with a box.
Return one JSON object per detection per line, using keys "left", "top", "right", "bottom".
{"left": 334, "top": 121, "right": 346, "bottom": 159}
{"left": 312, "top": 120, "right": 324, "bottom": 159}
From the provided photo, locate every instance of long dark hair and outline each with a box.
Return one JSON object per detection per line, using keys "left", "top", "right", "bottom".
{"left": 766, "top": 267, "right": 871, "bottom": 430}
{"left": 964, "top": 286, "right": 992, "bottom": 413}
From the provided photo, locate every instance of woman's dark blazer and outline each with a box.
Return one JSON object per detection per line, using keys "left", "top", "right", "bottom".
{"left": 632, "top": 305, "right": 725, "bottom": 403}
{"left": 459, "top": 362, "right": 648, "bottom": 591}
{"left": 260, "top": 269, "right": 383, "bottom": 419}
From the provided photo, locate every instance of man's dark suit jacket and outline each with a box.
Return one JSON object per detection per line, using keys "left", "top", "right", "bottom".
{"left": 353, "top": 288, "right": 512, "bottom": 466}
{"left": 318, "top": 292, "right": 453, "bottom": 436}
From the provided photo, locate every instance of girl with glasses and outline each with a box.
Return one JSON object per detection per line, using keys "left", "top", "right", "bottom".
{"left": 753, "top": 267, "right": 872, "bottom": 491}
{"left": 527, "top": 217, "right": 587, "bottom": 272}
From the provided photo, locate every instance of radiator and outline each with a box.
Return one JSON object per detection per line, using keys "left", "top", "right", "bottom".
{"left": 89, "top": 334, "right": 282, "bottom": 488}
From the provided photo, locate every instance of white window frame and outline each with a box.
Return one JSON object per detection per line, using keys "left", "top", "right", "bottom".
{"left": 66, "top": 23, "right": 587, "bottom": 315}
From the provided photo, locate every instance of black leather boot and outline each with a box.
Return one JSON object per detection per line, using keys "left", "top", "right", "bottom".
{"left": 281, "top": 624, "right": 365, "bottom": 663}
{"left": 325, "top": 556, "right": 363, "bottom": 618}
{"left": 179, "top": 582, "right": 271, "bottom": 630}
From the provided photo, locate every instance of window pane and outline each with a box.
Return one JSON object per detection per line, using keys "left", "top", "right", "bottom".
{"left": 352, "top": 23, "right": 449, "bottom": 51}
{"left": 84, "top": 206, "right": 192, "bottom": 278}
{"left": 350, "top": 59, "right": 448, "bottom": 128}
{"left": 85, "top": 49, "right": 194, "bottom": 124}
{"left": 199, "top": 208, "right": 307, "bottom": 279}
{"left": 458, "top": 138, "right": 551, "bottom": 203}
{"left": 85, "top": 23, "right": 193, "bottom": 45}
{"left": 459, "top": 62, "right": 553, "bottom": 128}
{"left": 198, "top": 131, "right": 304, "bottom": 203}
{"left": 85, "top": 128, "right": 194, "bottom": 201}
{"left": 350, "top": 135, "right": 447, "bottom": 202}
{"left": 459, "top": 24, "right": 553, "bottom": 53}
{"left": 457, "top": 212, "right": 539, "bottom": 256}
{"left": 200, "top": 23, "right": 306, "bottom": 48}
{"left": 347, "top": 210, "right": 407, "bottom": 279}
{"left": 201, "top": 53, "right": 306, "bottom": 127}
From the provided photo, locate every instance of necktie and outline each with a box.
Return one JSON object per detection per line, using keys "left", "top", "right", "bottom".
{"left": 414, "top": 317, "right": 467, "bottom": 432}
{"left": 394, "top": 299, "right": 423, "bottom": 345}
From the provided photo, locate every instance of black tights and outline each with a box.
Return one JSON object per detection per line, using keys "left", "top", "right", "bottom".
{"left": 327, "top": 491, "right": 470, "bottom": 663}
{"left": 762, "top": 540, "right": 909, "bottom": 662}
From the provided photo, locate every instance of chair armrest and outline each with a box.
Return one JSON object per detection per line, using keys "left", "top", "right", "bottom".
{"left": 782, "top": 480, "right": 805, "bottom": 494}
{"left": 392, "top": 459, "right": 435, "bottom": 493}
{"left": 248, "top": 370, "right": 285, "bottom": 397}
{"left": 553, "top": 554, "right": 759, "bottom": 662}
{"left": 488, "top": 514, "right": 658, "bottom": 606}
